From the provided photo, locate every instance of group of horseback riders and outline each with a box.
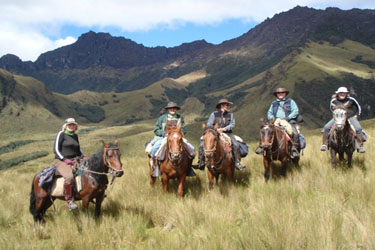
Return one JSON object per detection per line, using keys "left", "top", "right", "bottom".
{"left": 53, "top": 86, "right": 366, "bottom": 210}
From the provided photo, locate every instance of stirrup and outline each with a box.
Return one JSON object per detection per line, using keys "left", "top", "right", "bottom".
{"left": 358, "top": 147, "right": 366, "bottom": 154}
{"left": 235, "top": 162, "right": 246, "bottom": 170}
{"left": 320, "top": 145, "right": 328, "bottom": 152}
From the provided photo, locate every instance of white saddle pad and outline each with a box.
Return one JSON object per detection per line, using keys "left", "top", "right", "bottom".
{"left": 51, "top": 176, "right": 82, "bottom": 197}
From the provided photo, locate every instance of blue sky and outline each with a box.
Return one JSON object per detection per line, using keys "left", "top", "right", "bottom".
{"left": 1, "top": 0, "right": 375, "bottom": 61}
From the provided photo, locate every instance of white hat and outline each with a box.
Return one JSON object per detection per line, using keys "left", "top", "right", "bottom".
{"left": 62, "top": 118, "right": 78, "bottom": 130}
{"left": 335, "top": 87, "right": 349, "bottom": 94}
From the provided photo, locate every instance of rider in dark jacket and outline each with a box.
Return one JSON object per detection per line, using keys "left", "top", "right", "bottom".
{"left": 195, "top": 98, "right": 245, "bottom": 171}
{"left": 320, "top": 87, "right": 365, "bottom": 153}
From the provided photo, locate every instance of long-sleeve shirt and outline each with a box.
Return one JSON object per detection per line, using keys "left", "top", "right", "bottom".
{"left": 267, "top": 98, "right": 299, "bottom": 121}
{"left": 154, "top": 113, "right": 187, "bottom": 137}
{"left": 54, "top": 130, "right": 83, "bottom": 160}
{"left": 207, "top": 110, "right": 235, "bottom": 133}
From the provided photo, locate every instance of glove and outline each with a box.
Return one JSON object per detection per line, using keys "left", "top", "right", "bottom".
{"left": 63, "top": 159, "right": 74, "bottom": 165}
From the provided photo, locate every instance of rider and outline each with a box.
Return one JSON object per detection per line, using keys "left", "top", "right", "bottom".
{"left": 320, "top": 87, "right": 365, "bottom": 153}
{"left": 255, "top": 87, "right": 300, "bottom": 158}
{"left": 150, "top": 102, "right": 196, "bottom": 174}
{"left": 195, "top": 98, "right": 246, "bottom": 171}
{"left": 53, "top": 118, "right": 83, "bottom": 210}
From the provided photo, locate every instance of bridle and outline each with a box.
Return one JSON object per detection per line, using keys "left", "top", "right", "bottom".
{"left": 167, "top": 131, "right": 183, "bottom": 169}
{"left": 203, "top": 129, "right": 224, "bottom": 169}
{"left": 261, "top": 124, "right": 286, "bottom": 159}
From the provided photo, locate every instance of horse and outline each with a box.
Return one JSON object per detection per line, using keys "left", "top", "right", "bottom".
{"left": 29, "top": 140, "right": 124, "bottom": 223}
{"left": 328, "top": 107, "right": 355, "bottom": 167}
{"left": 259, "top": 118, "right": 299, "bottom": 182}
{"left": 202, "top": 124, "right": 235, "bottom": 190}
{"left": 151, "top": 122, "right": 191, "bottom": 197}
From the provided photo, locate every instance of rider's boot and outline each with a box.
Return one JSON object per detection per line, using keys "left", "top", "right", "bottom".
{"left": 290, "top": 134, "right": 300, "bottom": 159}
{"left": 320, "top": 133, "right": 329, "bottom": 152}
{"left": 152, "top": 158, "right": 161, "bottom": 177}
{"left": 356, "top": 135, "right": 366, "bottom": 153}
{"left": 193, "top": 146, "right": 205, "bottom": 170}
{"left": 186, "top": 159, "right": 196, "bottom": 176}
{"left": 64, "top": 182, "right": 78, "bottom": 210}
{"left": 234, "top": 147, "right": 246, "bottom": 170}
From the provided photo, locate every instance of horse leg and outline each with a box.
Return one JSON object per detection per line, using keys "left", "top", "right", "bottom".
{"left": 81, "top": 194, "right": 92, "bottom": 213}
{"left": 95, "top": 193, "right": 105, "bottom": 217}
{"left": 330, "top": 149, "right": 337, "bottom": 168}
{"left": 281, "top": 158, "right": 287, "bottom": 177}
{"left": 339, "top": 152, "right": 344, "bottom": 162}
{"left": 347, "top": 151, "right": 353, "bottom": 168}
{"left": 177, "top": 174, "right": 186, "bottom": 197}
{"left": 149, "top": 157, "right": 156, "bottom": 186}
{"left": 161, "top": 173, "right": 169, "bottom": 192}
{"left": 207, "top": 170, "right": 215, "bottom": 190}
{"left": 263, "top": 157, "right": 271, "bottom": 182}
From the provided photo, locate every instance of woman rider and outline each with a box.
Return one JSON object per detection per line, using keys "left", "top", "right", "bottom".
{"left": 53, "top": 118, "right": 84, "bottom": 210}
{"left": 320, "top": 87, "right": 366, "bottom": 153}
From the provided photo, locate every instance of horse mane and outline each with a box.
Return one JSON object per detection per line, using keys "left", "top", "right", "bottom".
{"left": 88, "top": 143, "right": 116, "bottom": 172}
{"left": 203, "top": 126, "right": 218, "bottom": 136}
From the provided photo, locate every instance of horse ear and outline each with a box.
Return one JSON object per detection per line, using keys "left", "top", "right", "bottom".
{"left": 114, "top": 139, "right": 119, "bottom": 146}
{"left": 214, "top": 123, "right": 219, "bottom": 130}
{"left": 202, "top": 123, "right": 206, "bottom": 130}
{"left": 102, "top": 140, "right": 109, "bottom": 148}
{"left": 260, "top": 118, "right": 264, "bottom": 124}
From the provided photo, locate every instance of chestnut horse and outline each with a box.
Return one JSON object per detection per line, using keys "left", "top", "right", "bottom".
{"left": 260, "top": 119, "right": 298, "bottom": 182}
{"left": 156, "top": 123, "right": 191, "bottom": 197}
{"left": 328, "top": 107, "right": 355, "bottom": 167}
{"left": 202, "top": 124, "right": 235, "bottom": 190}
{"left": 30, "top": 140, "right": 123, "bottom": 223}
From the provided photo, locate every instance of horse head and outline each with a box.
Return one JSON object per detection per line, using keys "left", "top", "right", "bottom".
{"left": 202, "top": 123, "right": 219, "bottom": 165}
{"left": 166, "top": 122, "right": 183, "bottom": 163}
{"left": 332, "top": 106, "right": 348, "bottom": 131}
{"left": 260, "top": 118, "right": 275, "bottom": 150}
{"left": 102, "top": 140, "right": 123, "bottom": 177}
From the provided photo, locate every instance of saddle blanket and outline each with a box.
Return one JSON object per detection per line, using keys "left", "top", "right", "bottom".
{"left": 50, "top": 176, "right": 83, "bottom": 197}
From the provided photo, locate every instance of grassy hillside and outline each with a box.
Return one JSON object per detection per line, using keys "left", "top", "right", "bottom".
{"left": 0, "top": 119, "right": 374, "bottom": 249}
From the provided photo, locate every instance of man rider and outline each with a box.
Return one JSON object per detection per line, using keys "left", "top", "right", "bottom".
{"left": 320, "top": 86, "right": 365, "bottom": 153}
{"left": 255, "top": 87, "right": 300, "bottom": 158}
{"left": 195, "top": 98, "right": 246, "bottom": 171}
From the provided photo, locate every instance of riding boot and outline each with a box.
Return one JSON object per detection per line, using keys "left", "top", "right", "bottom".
{"left": 355, "top": 135, "right": 366, "bottom": 153}
{"left": 152, "top": 158, "right": 161, "bottom": 177}
{"left": 255, "top": 140, "right": 263, "bottom": 155}
{"left": 290, "top": 133, "right": 300, "bottom": 159}
{"left": 186, "top": 159, "right": 196, "bottom": 176}
{"left": 64, "top": 182, "right": 78, "bottom": 210}
{"left": 234, "top": 147, "right": 246, "bottom": 170}
{"left": 193, "top": 145, "right": 205, "bottom": 170}
{"left": 320, "top": 133, "right": 329, "bottom": 151}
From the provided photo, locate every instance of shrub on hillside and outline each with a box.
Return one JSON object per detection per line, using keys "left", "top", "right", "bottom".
{"left": 75, "top": 105, "right": 105, "bottom": 123}
{"left": 0, "top": 151, "right": 49, "bottom": 170}
{"left": 0, "top": 140, "right": 35, "bottom": 155}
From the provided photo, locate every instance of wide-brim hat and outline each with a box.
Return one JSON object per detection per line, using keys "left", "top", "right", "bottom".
{"left": 335, "top": 87, "right": 349, "bottom": 94}
{"left": 216, "top": 98, "right": 233, "bottom": 109}
{"left": 273, "top": 87, "right": 289, "bottom": 97}
{"left": 164, "top": 101, "right": 181, "bottom": 110}
{"left": 62, "top": 118, "right": 78, "bottom": 130}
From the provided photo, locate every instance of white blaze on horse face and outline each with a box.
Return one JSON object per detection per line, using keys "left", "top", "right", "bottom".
{"left": 333, "top": 109, "right": 347, "bottom": 126}
{"left": 173, "top": 133, "right": 178, "bottom": 139}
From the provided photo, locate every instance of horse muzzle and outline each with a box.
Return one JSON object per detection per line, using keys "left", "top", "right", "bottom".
{"left": 169, "top": 152, "right": 181, "bottom": 162}
{"left": 336, "top": 124, "right": 344, "bottom": 131}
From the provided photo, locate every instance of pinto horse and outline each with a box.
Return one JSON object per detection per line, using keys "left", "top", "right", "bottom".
{"left": 328, "top": 107, "right": 355, "bottom": 167}
{"left": 259, "top": 119, "right": 298, "bottom": 182}
{"left": 157, "top": 123, "right": 191, "bottom": 197}
{"left": 29, "top": 140, "right": 123, "bottom": 223}
{"left": 202, "top": 124, "right": 235, "bottom": 190}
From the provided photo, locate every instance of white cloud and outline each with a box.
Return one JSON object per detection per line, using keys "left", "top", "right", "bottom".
{"left": 0, "top": 0, "right": 374, "bottom": 61}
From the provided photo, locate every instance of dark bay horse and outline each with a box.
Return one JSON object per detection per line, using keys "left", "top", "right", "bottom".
{"left": 156, "top": 123, "right": 191, "bottom": 197}
{"left": 30, "top": 140, "right": 123, "bottom": 223}
{"left": 260, "top": 118, "right": 298, "bottom": 182}
{"left": 328, "top": 107, "right": 355, "bottom": 167}
{"left": 202, "top": 124, "right": 235, "bottom": 190}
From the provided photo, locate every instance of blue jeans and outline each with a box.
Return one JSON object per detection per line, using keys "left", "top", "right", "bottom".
{"left": 322, "top": 116, "right": 363, "bottom": 134}
{"left": 151, "top": 138, "right": 195, "bottom": 157}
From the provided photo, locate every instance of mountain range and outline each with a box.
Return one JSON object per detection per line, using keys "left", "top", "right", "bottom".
{"left": 1, "top": 6, "right": 375, "bottom": 139}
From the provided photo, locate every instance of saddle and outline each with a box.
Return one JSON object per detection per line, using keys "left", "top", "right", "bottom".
{"left": 219, "top": 133, "right": 232, "bottom": 153}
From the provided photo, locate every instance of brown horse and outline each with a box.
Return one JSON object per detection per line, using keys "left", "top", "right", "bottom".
{"left": 202, "top": 124, "right": 235, "bottom": 190}
{"left": 328, "top": 107, "right": 356, "bottom": 167}
{"left": 29, "top": 140, "right": 123, "bottom": 223}
{"left": 259, "top": 119, "right": 298, "bottom": 182}
{"left": 152, "top": 123, "right": 191, "bottom": 197}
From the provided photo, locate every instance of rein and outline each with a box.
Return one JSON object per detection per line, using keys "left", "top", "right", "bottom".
{"left": 203, "top": 130, "right": 225, "bottom": 170}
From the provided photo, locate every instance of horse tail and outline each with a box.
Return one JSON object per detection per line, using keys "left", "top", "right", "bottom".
{"left": 29, "top": 175, "right": 37, "bottom": 216}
